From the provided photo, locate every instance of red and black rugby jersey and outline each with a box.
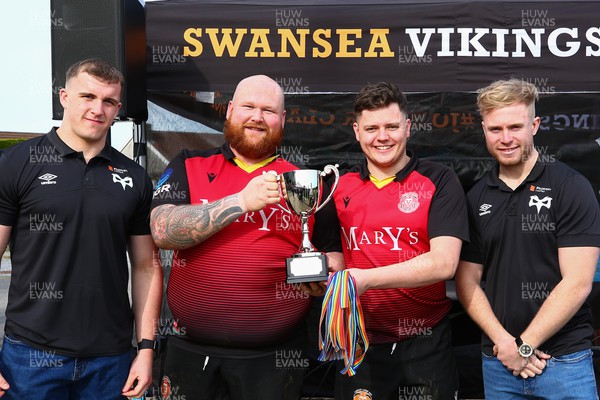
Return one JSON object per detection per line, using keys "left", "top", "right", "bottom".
{"left": 152, "top": 143, "right": 340, "bottom": 349}
{"left": 333, "top": 153, "right": 468, "bottom": 344}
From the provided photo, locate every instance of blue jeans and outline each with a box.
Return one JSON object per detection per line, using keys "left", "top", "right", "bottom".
{"left": 482, "top": 349, "right": 598, "bottom": 399}
{"left": 0, "top": 334, "right": 132, "bottom": 400}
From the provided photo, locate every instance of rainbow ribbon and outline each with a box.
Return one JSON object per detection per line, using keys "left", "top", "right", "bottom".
{"left": 318, "top": 270, "right": 369, "bottom": 376}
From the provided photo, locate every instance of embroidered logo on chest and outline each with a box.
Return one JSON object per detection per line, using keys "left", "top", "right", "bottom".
{"left": 398, "top": 192, "right": 420, "bottom": 213}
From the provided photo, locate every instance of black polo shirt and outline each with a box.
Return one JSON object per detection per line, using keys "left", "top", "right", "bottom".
{"left": 0, "top": 128, "right": 153, "bottom": 357}
{"left": 461, "top": 160, "right": 600, "bottom": 357}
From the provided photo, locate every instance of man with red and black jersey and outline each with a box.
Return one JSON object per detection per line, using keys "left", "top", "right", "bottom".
{"left": 150, "top": 75, "right": 342, "bottom": 400}
{"left": 331, "top": 82, "right": 468, "bottom": 399}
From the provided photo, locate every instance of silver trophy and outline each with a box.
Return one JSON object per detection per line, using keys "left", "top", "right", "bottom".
{"left": 278, "top": 165, "right": 340, "bottom": 283}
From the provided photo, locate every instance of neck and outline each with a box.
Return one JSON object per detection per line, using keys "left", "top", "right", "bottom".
{"left": 231, "top": 147, "right": 266, "bottom": 165}
{"left": 368, "top": 154, "right": 410, "bottom": 180}
{"left": 498, "top": 150, "right": 538, "bottom": 190}
{"left": 56, "top": 127, "right": 106, "bottom": 163}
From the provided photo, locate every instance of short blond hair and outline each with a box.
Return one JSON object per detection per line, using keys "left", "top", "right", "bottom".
{"left": 477, "top": 78, "right": 538, "bottom": 118}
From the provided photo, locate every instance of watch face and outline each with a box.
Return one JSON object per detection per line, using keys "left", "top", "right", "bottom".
{"left": 519, "top": 343, "right": 533, "bottom": 357}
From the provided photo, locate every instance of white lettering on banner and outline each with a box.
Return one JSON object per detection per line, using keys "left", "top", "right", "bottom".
{"left": 404, "top": 27, "right": 600, "bottom": 58}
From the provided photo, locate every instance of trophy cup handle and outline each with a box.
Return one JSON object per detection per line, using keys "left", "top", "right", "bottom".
{"left": 315, "top": 164, "right": 339, "bottom": 213}
{"left": 275, "top": 173, "right": 292, "bottom": 214}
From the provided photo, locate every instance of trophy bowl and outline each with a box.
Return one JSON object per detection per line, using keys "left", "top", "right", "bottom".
{"left": 278, "top": 165, "right": 339, "bottom": 283}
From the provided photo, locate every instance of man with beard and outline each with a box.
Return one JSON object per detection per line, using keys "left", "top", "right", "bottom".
{"left": 150, "top": 75, "right": 342, "bottom": 399}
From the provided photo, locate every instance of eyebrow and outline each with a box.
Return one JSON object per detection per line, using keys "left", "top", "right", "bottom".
{"left": 79, "top": 92, "right": 120, "bottom": 105}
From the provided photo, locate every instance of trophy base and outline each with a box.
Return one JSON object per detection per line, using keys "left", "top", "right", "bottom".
{"left": 286, "top": 252, "right": 328, "bottom": 283}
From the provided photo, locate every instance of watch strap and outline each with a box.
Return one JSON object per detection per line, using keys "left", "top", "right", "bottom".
{"left": 137, "top": 338, "right": 157, "bottom": 351}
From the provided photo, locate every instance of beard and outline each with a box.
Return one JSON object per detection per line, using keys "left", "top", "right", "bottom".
{"left": 223, "top": 119, "right": 283, "bottom": 160}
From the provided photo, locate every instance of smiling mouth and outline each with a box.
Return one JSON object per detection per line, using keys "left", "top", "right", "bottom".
{"left": 375, "top": 145, "right": 393, "bottom": 150}
{"left": 245, "top": 125, "right": 267, "bottom": 133}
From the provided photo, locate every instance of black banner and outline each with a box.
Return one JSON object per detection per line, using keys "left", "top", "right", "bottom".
{"left": 146, "top": 91, "right": 600, "bottom": 199}
{"left": 147, "top": 0, "right": 600, "bottom": 92}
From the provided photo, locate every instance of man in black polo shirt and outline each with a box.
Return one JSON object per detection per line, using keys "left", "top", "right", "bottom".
{"left": 0, "top": 59, "right": 163, "bottom": 399}
{"left": 456, "top": 79, "right": 600, "bottom": 399}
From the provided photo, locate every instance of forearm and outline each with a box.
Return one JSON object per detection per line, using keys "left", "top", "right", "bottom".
{"left": 522, "top": 246, "right": 599, "bottom": 350}
{"left": 132, "top": 254, "right": 163, "bottom": 342}
{"left": 458, "top": 282, "right": 513, "bottom": 345}
{"left": 521, "top": 279, "right": 592, "bottom": 349}
{"left": 361, "top": 244, "right": 458, "bottom": 290}
{"left": 456, "top": 261, "right": 513, "bottom": 345}
{"left": 150, "top": 194, "right": 245, "bottom": 250}
{"left": 0, "top": 225, "right": 11, "bottom": 255}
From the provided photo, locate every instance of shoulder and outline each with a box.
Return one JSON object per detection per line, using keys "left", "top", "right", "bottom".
{"left": 415, "top": 158, "right": 457, "bottom": 178}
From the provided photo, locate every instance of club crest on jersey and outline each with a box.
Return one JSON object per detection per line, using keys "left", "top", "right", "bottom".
{"left": 353, "top": 389, "right": 373, "bottom": 400}
{"left": 112, "top": 173, "right": 133, "bottom": 190}
{"left": 529, "top": 195, "right": 552, "bottom": 213}
{"left": 160, "top": 375, "right": 172, "bottom": 398}
{"left": 398, "top": 192, "right": 419, "bottom": 213}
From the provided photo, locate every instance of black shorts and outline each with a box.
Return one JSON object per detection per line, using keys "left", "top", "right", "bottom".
{"left": 158, "top": 337, "right": 307, "bottom": 400}
{"left": 335, "top": 317, "right": 458, "bottom": 400}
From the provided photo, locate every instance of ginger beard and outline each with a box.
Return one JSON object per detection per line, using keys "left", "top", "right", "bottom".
{"left": 223, "top": 119, "right": 283, "bottom": 160}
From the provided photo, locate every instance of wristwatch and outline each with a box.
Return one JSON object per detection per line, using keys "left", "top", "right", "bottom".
{"left": 515, "top": 337, "right": 534, "bottom": 358}
{"left": 137, "top": 339, "right": 157, "bottom": 351}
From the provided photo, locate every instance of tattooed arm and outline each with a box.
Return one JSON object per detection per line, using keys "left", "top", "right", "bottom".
{"left": 150, "top": 172, "right": 281, "bottom": 250}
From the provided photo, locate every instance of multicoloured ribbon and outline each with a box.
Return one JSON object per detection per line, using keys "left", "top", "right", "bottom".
{"left": 318, "top": 270, "right": 369, "bottom": 376}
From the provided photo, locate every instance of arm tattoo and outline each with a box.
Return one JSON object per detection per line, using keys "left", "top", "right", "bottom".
{"left": 151, "top": 194, "right": 244, "bottom": 250}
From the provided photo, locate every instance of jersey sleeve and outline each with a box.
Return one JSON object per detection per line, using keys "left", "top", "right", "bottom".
{"left": 151, "top": 150, "right": 192, "bottom": 209}
{"left": 427, "top": 167, "right": 469, "bottom": 242}
{"left": 555, "top": 174, "right": 600, "bottom": 248}
{"left": 460, "top": 196, "right": 485, "bottom": 264}
{"left": 0, "top": 149, "right": 20, "bottom": 226}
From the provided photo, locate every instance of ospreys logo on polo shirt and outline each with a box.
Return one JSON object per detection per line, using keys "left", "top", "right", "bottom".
{"left": 109, "top": 166, "right": 133, "bottom": 190}
{"left": 529, "top": 195, "right": 552, "bottom": 213}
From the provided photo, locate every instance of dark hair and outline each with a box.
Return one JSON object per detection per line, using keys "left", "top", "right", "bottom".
{"left": 353, "top": 82, "right": 408, "bottom": 120}
{"left": 65, "top": 58, "right": 124, "bottom": 89}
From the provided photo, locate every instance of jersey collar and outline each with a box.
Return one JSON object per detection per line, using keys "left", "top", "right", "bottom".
{"left": 486, "top": 160, "right": 546, "bottom": 191}
{"left": 47, "top": 127, "right": 113, "bottom": 161}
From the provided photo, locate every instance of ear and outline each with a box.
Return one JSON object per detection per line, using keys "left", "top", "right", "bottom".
{"left": 225, "top": 101, "right": 233, "bottom": 120}
{"left": 532, "top": 116, "right": 541, "bottom": 137}
{"left": 405, "top": 118, "right": 412, "bottom": 139}
{"left": 281, "top": 109, "right": 286, "bottom": 130}
{"left": 353, "top": 122, "right": 360, "bottom": 141}
{"left": 59, "top": 88, "right": 68, "bottom": 108}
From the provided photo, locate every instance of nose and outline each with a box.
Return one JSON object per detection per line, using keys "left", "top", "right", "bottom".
{"left": 90, "top": 99, "right": 103, "bottom": 115}
{"left": 250, "top": 108, "right": 264, "bottom": 122}
{"left": 499, "top": 129, "right": 512, "bottom": 143}
{"left": 376, "top": 127, "right": 390, "bottom": 141}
